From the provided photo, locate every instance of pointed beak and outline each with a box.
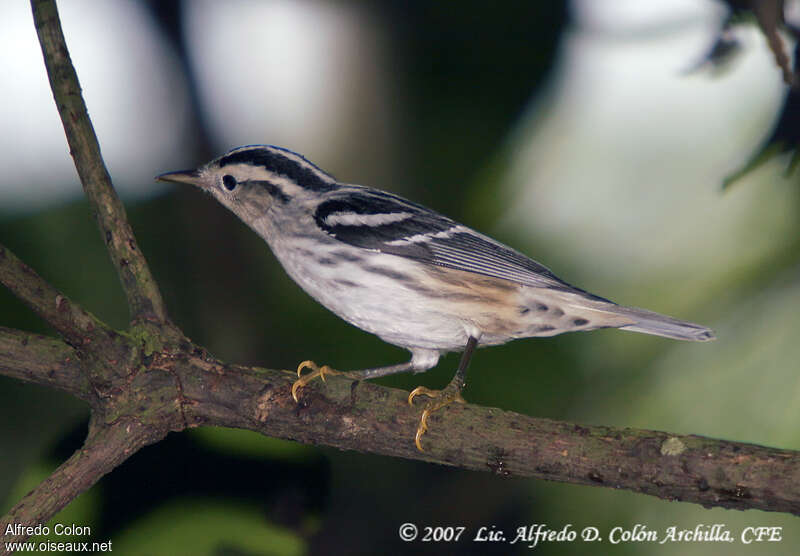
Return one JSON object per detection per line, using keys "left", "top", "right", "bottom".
{"left": 155, "top": 169, "right": 202, "bottom": 186}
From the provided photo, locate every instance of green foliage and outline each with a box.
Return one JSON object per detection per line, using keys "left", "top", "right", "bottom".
{"left": 112, "top": 501, "right": 306, "bottom": 556}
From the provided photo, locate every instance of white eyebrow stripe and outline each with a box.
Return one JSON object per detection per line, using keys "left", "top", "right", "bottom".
{"left": 324, "top": 211, "right": 414, "bottom": 227}
{"left": 386, "top": 225, "right": 464, "bottom": 245}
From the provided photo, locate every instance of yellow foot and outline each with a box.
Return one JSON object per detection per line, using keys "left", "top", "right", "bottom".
{"left": 291, "top": 360, "right": 341, "bottom": 402}
{"left": 407, "top": 386, "right": 466, "bottom": 452}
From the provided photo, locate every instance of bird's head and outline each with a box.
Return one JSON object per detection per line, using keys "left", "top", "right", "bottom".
{"left": 156, "top": 145, "right": 338, "bottom": 222}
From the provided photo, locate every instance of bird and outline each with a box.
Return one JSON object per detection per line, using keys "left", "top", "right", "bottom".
{"left": 157, "top": 145, "right": 715, "bottom": 451}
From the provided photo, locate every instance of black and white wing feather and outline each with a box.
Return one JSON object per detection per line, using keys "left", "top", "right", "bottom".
{"left": 313, "top": 186, "right": 605, "bottom": 298}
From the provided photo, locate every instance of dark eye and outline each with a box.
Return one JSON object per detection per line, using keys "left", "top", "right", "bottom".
{"left": 222, "top": 174, "right": 237, "bottom": 191}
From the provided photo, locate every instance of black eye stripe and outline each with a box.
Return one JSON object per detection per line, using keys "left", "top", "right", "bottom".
{"left": 222, "top": 174, "right": 237, "bottom": 191}
{"left": 219, "top": 147, "right": 337, "bottom": 192}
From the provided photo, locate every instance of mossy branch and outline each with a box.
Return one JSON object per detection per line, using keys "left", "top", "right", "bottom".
{"left": 0, "top": 327, "right": 87, "bottom": 400}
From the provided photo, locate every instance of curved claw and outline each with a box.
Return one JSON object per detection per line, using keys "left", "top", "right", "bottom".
{"left": 409, "top": 385, "right": 467, "bottom": 451}
{"left": 414, "top": 408, "right": 431, "bottom": 451}
{"left": 291, "top": 360, "right": 339, "bottom": 402}
{"left": 296, "top": 360, "right": 317, "bottom": 378}
{"left": 290, "top": 377, "right": 309, "bottom": 403}
{"left": 407, "top": 385, "right": 440, "bottom": 406}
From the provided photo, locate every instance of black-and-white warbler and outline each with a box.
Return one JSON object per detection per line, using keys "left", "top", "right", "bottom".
{"left": 158, "top": 145, "right": 715, "bottom": 450}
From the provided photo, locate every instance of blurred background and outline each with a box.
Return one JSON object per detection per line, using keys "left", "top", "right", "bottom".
{"left": 1, "top": 0, "right": 799, "bottom": 554}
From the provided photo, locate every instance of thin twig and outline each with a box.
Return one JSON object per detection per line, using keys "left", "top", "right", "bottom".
{"left": 0, "top": 243, "right": 112, "bottom": 348}
{"left": 30, "top": 0, "right": 168, "bottom": 323}
{"left": 751, "top": 0, "right": 796, "bottom": 85}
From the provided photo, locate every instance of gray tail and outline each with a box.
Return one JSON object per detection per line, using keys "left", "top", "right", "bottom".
{"left": 616, "top": 306, "right": 715, "bottom": 342}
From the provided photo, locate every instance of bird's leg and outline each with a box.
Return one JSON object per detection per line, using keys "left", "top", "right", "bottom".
{"left": 408, "top": 336, "right": 478, "bottom": 451}
{"left": 291, "top": 359, "right": 421, "bottom": 402}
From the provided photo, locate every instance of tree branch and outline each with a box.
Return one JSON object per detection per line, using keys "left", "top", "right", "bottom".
{"left": 4, "top": 329, "right": 800, "bottom": 526}
{"left": 749, "top": 0, "right": 796, "bottom": 85}
{"left": 0, "top": 417, "right": 163, "bottom": 548}
{"left": 31, "top": 0, "right": 168, "bottom": 324}
{"left": 0, "top": 243, "right": 112, "bottom": 348}
{"left": 0, "top": 327, "right": 88, "bottom": 401}
{"left": 168, "top": 357, "right": 800, "bottom": 515}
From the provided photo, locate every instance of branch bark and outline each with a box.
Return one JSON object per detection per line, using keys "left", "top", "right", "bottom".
{"left": 31, "top": 0, "right": 168, "bottom": 324}
{"left": 3, "top": 341, "right": 799, "bottom": 520}
{"left": 170, "top": 356, "right": 800, "bottom": 515}
{"left": 0, "top": 244, "right": 112, "bottom": 348}
{"left": 0, "top": 417, "right": 162, "bottom": 547}
{"left": 0, "top": 327, "right": 87, "bottom": 401}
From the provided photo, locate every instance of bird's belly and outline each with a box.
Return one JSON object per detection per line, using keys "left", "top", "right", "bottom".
{"left": 320, "top": 283, "right": 468, "bottom": 350}
{"left": 288, "top": 260, "right": 469, "bottom": 349}
{"left": 270, "top": 242, "right": 525, "bottom": 351}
